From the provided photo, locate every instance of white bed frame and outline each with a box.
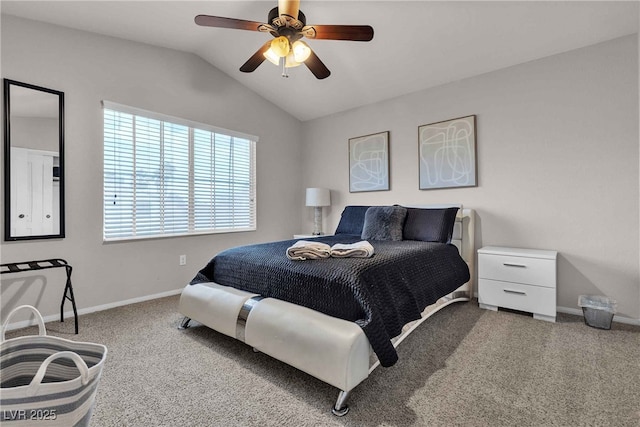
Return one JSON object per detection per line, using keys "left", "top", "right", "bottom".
{"left": 179, "top": 207, "right": 475, "bottom": 416}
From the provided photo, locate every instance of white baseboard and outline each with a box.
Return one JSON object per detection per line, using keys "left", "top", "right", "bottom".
{"left": 473, "top": 294, "right": 639, "bottom": 326}
{"left": 3, "top": 288, "right": 183, "bottom": 332}
{"left": 6, "top": 290, "right": 638, "bottom": 331}
{"left": 557, "top": 306, "right": 640, "bottom": 326}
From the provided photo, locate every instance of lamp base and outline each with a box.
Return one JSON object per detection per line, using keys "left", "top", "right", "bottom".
{"left": 312, "top": 207, "right": 323, "bottom": 235}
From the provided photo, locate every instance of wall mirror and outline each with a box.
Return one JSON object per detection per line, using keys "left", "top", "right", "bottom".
{"left": 4, "top": 79, "right": 65, "bottom": 241}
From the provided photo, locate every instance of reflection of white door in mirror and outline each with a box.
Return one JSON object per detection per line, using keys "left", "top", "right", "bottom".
{"left": 10, "top": 147, "right": 58, "bottom": 236}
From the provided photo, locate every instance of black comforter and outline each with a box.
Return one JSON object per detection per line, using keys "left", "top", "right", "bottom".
{"left": 191, "top": 235, "right": 470, "bottom": 367}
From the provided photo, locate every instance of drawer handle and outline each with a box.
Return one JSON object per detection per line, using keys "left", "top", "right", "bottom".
{"left": 503, "top": 289, "right": 526, "bottom": 295}
{"left": 503, "top": 262, "right": 526, "bottom": 268}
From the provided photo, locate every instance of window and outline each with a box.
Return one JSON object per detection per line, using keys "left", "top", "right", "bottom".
{"left": 103, "top": 101, "right": 257, "bottom": 241}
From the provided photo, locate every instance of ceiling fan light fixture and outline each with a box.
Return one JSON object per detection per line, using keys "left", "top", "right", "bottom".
{"left": 263, "top": 48, "right": 281, "bottom": 65}
{"left": 270, "top": 36, "right": 290, "bottom": 57}
{"left": 292, "top": 40, "right": 311, "bottom": 62}
{"left": 196, "top": 0, "right": 373, "bottom": 79}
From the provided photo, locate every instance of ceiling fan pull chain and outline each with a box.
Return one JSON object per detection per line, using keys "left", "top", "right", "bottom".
{"left": 281, "top": 57, "right": 289, "bottom": 78}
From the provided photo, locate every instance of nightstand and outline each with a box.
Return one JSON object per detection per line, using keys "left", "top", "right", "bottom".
{"left": 478, "top": 246, "right": 558, "bottom": 322}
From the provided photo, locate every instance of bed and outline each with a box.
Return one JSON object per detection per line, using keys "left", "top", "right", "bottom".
{"left": 178, "top": 205, "right": 475, "bottom": 415}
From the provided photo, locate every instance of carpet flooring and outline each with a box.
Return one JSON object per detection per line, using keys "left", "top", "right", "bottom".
{"left": 5, "top": 296, "right": 640, "bottom": 426}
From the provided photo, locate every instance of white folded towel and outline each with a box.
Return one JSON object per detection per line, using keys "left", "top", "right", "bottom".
{"left": 330, "top": 241, "right": 375, "bottom": 258}
{"left": 286, "top": 240, "right": 332, "bottom": 260}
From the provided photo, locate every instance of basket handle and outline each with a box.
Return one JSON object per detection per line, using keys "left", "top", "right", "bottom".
{"left": 28, "top": 351, "right": 90, "bottom": 394}
{"left": 1, "top": 305, "right": 46, "bottom": 342}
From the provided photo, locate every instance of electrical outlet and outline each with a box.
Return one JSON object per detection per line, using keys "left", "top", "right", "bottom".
{"left": 179, "top": 255, "right": 187, "bottom": 266}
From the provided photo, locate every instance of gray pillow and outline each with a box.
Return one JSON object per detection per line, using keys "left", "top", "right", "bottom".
{"left": 361, "top": 206, "right": 407, "bottom": 241}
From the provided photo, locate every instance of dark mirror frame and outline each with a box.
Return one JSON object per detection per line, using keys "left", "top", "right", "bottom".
{"left": 4, "top": 79, "right": 65, "bottom": 241}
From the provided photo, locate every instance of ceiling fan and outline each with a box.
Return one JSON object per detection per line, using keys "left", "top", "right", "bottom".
{"left": 195, "top": 0, "right": 374, "bottom": 79}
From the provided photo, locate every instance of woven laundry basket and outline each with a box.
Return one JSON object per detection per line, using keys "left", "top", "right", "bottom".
{"left": 0, "top": 305, "right": 107, "bottom": 426}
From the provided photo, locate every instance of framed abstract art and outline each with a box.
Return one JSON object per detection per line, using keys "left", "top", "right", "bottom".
{"left": 418, "top": 115, "right": 477, "bottom": 190}
{"left": 348, "top": 131, "right": 390, "bottom": 192}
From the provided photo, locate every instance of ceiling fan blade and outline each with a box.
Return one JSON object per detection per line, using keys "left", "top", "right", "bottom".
{"left": 278, "top": 0, "right": 300, "bottom": 19}
{"left": 239, "top": 41, "right": 273, "bottom": 73}
{"left": 303, "top": 25, "right": 374, "bottom": 41}
{"left": 304, "top": 50, "right": 331, "bottom": 80}
{"left": 195, "top": 15, "right": 269, "bottom": 32}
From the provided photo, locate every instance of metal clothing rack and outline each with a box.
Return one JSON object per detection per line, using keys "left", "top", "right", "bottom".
{"left": 0, "top": 258, "right": 78, "bottom": 334}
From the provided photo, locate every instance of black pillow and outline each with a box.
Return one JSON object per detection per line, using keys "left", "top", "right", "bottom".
{"left": 361, "top": 206, "right": 407, "bottom": 241}
{"left": 334, "top": 206, "right": 371, "bottom": 235}
{"left": 402, "top": 207, "right": 459, "bottom": 243}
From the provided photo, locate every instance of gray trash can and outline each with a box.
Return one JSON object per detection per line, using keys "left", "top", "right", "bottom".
{"left": 578, "top": 295, "right": 617, "bottom": 330}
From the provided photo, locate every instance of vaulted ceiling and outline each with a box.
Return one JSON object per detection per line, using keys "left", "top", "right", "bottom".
{"left": 2, "top": 1, "right": 637, "bottom": 121}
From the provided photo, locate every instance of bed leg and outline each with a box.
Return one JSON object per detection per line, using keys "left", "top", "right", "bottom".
{"left": 331, "top": 390, "right": 350, "bottom": 417}
{"left": 178, "top": 317, "right": 191, "bottom": 329}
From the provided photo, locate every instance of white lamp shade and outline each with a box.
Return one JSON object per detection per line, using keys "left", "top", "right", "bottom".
{"left": 263, "top": 48, "right": 280, "bottom": 65}
{"left": 305, "top": 188, "right": 330, "bottom": 207}
{"left": 292, "top": 40, "right": 311, "bottom": 63}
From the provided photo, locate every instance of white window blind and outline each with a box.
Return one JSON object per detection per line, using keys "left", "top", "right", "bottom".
{"left": 103, "top": 102, "right": 257, "bottom": 241}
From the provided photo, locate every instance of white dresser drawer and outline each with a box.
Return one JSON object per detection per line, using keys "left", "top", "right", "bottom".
{"left": 478, "top": 253, "right": 556, "bottom": 288}
{"left": 478, "top": 279, "right": 556, "bottom": 317}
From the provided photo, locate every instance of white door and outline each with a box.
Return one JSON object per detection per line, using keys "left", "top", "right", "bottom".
{"left": 11, "top": 147, "right": 55, "bottom": 236}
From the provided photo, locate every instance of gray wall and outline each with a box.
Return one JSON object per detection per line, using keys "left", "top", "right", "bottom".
{"left": 1, "top": 16, "right": 304, "bottom": 320}
{"left": 302, "top": 35, "right": 640, "bottom": 320}
{"left": 11, "top": 117, "right": 58, "bottom": 152}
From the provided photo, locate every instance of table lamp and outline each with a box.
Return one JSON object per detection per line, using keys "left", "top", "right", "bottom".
{"left": 305, "top": 188, "right": 330, "bottom": 235}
